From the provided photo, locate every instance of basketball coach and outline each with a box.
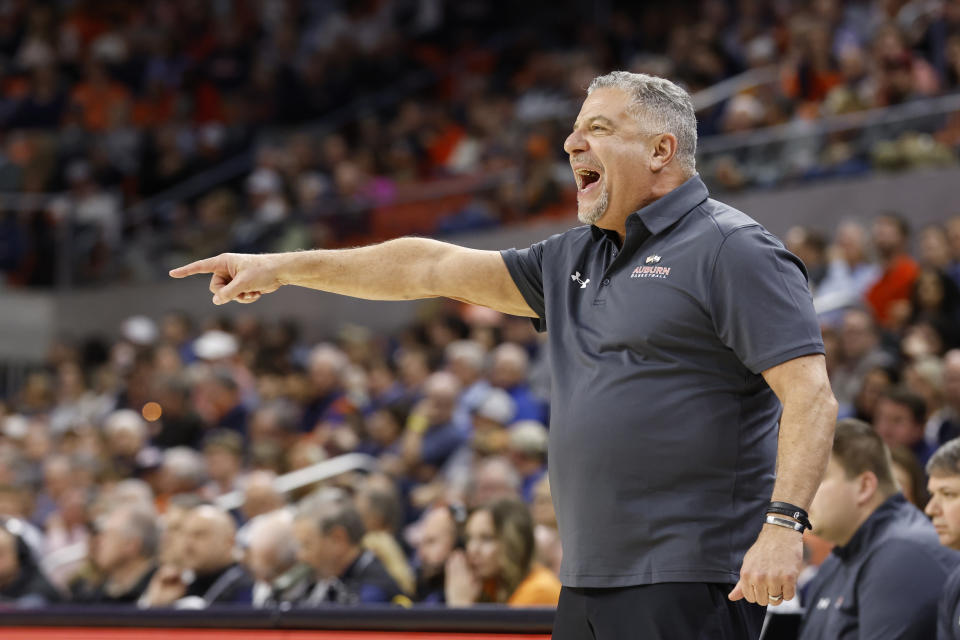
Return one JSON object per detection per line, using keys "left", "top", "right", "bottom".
{"left": 171, "top": 71, "right": 838, "bottom": 639}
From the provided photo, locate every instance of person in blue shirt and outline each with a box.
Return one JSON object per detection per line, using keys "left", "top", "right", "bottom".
{"left": 800, "top": 419, "right": 960, "bottom": 640}
{"left": 925, "top": 438, "right": 960, "bottom": 639}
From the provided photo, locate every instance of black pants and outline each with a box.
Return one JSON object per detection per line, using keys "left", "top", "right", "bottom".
{"left": 552, "top": 583, "right": 766, "bottom": 640}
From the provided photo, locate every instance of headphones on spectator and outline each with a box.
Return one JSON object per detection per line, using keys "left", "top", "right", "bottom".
{"left": 0, "top": 517, "right": 34, "bottom": 569}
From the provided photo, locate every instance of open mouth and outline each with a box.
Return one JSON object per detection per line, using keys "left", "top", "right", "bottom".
{"left": 574, "top": 168, "right": 602, "bottom": 193}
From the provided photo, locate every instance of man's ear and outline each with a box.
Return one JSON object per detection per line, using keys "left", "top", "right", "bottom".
{"left": 855, "top": 471, "right": 880, "bottom": 506}
{"left": 649, "top": 133, "right": 679, "bottom": 172}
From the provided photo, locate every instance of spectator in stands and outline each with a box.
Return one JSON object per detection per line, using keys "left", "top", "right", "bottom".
{"left": 786, "top": 226, "right": 830, "bottom": 292}
{"left": 444, "top": 498, "right": 560, "bottom": 607}
{"left": 507, "top": 421, "right": 549, "bottom": 503}
{"left": 0, "top": 517, "right": 61, "bottom": 606}
{"left": 293, "top": 491, "right": 402, "bottom": 605}
{"left": 531, "top": 476, "right": 562, "bottom": 576}
{"left": 445, "top": 340, "right": 492, "bottom": 427}
{"left": 75, "top": 506, "right": 157, "bottom": 604}
{"left": 815, "top": 221, "right": 880, "bottom": 324}
{"left": 889, "top": 445, "right": 929, "bottom": 509}
{"left": 401, "top": 372, "right": 467, "bottom": 485}
{"left": 301, "top": 344, "right": 352, "bottom": 433}
{"left": 489, "top": 344, "right": 547, "bottom": 424}
{"left": 467, "top": 456, "right": 522, "bottom": 509}
{"left": 833, "top": 308, "right": 897, "bottom": 408}
{"left": 244, "top": 510, "right": 310, "bottom": 608}
{"left": 103, "top": 409, "right": 150, "bottom": 479}
{"left": 240, "top": 471, "right": 286, "bottom": 523}
{"left": 924, "top": 439, "right": 960, "bottom": 639}
{"left": 159, "top": 447, "right": 207, "bottom": 501}
{"left": 141, "top": 505, "right": 252, "bottom": 607}
{"left": 355, "top": 475, "right": 414, "bottom": 596}
{"left": 910, "top": 267, "right": 960, "bottom": 349}
{"left": 874, "top": 387, "right": 936, "bottom": 465}
{"left": 413, "top": 505, "right": 463, "bottom": 603}
{"left": 201, "top": 430, "right": 244, "bottom": 499}
{"left": 866, "top": 213, "right": 920, "bottom": 330}
{"left": 799, "top": 419, "right": 958, "bottom": 640}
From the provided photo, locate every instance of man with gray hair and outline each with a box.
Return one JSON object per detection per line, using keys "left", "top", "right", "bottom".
{"left": 76, "top": 506, "right": 158, "bottom": 604}
{"left": 292, "top": 491, "right": 402, "bottom": 605}
{"left": 172, "top": 70, "right": 836, "bottom": 638}
{"left": 244, "top": 510, "right": 311, "bottom": 608}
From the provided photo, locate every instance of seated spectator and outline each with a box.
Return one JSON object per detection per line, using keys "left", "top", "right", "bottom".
{"left": 74, "top": 507, "right": 158, "bottom": 604}
{"left": 507, "top": 421, "right": 548, "bottom": 504}
{"left": 866, "top": 213, "right": 920, "bottom": 330}
{"left": 888, "top": 445, "right": 929, "bottom": 509}
{"left": 874, "top": 387, "right": 936, "bottom": 465}
{"left": 412, "top": 504, "right": 463, "bottom": 603}
{"left": 355, "top": 475, "right": 414, "bottom": 596}
{"left": 444, "top": 498, "right": 560, "bottom": 607}
{"left": 240, "top": 471, "right": 287, "bottom": 524}
{"left": 293, "top": 491, "right": 402, "bottom": 605}
{"left": 244, "top": 510, "right": 310, "bottom": 608}
{"left": 926, "top": 439, "right": 960, "bottom": 639}
{"left": 141, "top": 505, "right": 252, "bottom": 608}
{"left": 0, "top": 517, "right": 61, "bottom": 606}
{"left": 467, "top": 456, "right": 521, "bottom": 509}
{"left": 402, "top": 372, "right": 467, "bottom": 485}
{"left": 201, "top": 430, "right": 244, "bottom": 499}
{"left": 799, "top": 419, "right": 959, "bottom": 640}
{"left": 530, "top": 476, "right": 562, "bottom": 576}
{"left": 490, "top": 344, "right": 548, "bottom": 424}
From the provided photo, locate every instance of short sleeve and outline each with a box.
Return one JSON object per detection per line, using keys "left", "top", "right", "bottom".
{"left": 708, "top": 226, "right": 824, "bottom": 374}
{"left": 500, "top": 243, "right": 547, "bottom": 331}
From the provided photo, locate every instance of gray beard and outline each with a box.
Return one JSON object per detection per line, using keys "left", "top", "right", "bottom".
{"left": 577, "top": 186, "right": 609, "bottom": 226}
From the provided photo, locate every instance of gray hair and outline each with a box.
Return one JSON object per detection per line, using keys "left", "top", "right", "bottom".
{"left": 587, "top": 71, "right": 698, "bottom": 174}
{"left": 247, "top": 510, "right": 298, "bottom": 569}
{"left": 928, "top": 438, "right": 960, "bottom": 477}
{"left": 113, "top": 506, "right": 160, "bottom": 558}
{"left": 296, "top": 488, "right": 365, "bottom": 545}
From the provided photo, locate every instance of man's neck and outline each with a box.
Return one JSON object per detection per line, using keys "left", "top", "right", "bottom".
{"left": 836, "top": 493, "right": 892, "bottom": 547}
{"left": 600, "top": 170, "right": 693, "bottom": 240}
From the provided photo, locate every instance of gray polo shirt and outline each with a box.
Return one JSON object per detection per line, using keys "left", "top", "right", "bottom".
{"left": 500, "top": 175, "right": 824, "bottom": 588}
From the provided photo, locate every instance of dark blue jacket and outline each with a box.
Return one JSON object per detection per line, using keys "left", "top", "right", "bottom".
{"left": 800, "top": 494, "right": 960, "bottom": 640}
{"left": 939, "top": 563, "right": 960, "bottom": 639}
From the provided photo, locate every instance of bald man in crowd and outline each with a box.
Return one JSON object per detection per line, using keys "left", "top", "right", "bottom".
{"left": 141, "top": 505, "right": 252, "bottom": 608}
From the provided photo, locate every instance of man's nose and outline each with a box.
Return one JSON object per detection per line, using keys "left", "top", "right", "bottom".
{"left": 564, "top": 128, "right": 587, "bottom": 156}
{"left": 925, "top": 497, "right": 939, "bottom": 517}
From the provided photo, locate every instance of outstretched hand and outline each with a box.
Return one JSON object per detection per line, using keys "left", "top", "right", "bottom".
{"left": 169, "top": 253, "right": 282, "bottom": 305}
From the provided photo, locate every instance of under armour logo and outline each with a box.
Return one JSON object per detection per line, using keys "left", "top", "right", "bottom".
{"left": 645, "top": 255, "right": 661, "bottom": 264}
{"left": 571, "top": 272, "right": 590, "bottom": 288}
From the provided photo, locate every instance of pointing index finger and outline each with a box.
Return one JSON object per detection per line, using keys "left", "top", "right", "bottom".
{"left": 169, "top": 257, "right": 220, "bottom": 278}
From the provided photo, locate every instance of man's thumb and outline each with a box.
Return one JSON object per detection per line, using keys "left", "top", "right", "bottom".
{"left": 728, "top": 582, "right": 743, "bottom": 601}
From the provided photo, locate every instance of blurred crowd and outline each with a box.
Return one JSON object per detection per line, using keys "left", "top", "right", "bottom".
{"left": 4, "top": 0, "right": 960, "bottom": 287}
{"left": 2, "top": 207, "right": 960, "bottom": 609}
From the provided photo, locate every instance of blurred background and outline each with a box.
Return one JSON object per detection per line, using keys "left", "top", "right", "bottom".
{"left": 0, "top": 0, "right": 959, "bottom": 635}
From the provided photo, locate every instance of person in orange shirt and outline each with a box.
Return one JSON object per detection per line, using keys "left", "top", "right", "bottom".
{"left": 444, "top": 497, "right": 561, "bottom": 607}
{"left": 866, "top": 213, "right": 920, "bottom": 329}
{"left": 69, "top": 59, "right": 131, "bottom": 133}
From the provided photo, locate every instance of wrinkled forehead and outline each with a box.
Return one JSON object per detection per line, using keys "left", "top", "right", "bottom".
{"left": 574, "top": 87, "right": 637, "bottom": 129}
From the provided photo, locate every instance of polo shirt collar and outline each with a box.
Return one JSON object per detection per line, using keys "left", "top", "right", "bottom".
{"left": 589, "top": 174, "right": 709, "bottom": 242}
{"left": 831, "top": 493, "right": 907, "bottom": 561}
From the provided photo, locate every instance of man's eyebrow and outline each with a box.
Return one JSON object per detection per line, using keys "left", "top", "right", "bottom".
{"left": 572, "top": 115, "right": 615, "bottom": 130}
